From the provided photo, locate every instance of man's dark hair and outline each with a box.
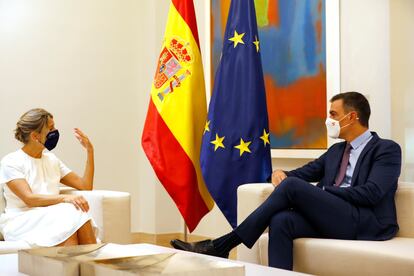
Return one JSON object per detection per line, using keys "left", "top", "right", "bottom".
{"left": 330, "top": 91, "right": 370, "bottom": 127}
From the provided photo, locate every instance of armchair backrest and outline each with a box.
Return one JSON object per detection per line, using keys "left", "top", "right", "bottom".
{"left": 395, "top": 183, "right": 414, "bottom": 238}
{"left": 0, "top": 184, "right": 5, "bottom": 240}
{"left": 0, "top": 184, "right": 4, "bottom": 215}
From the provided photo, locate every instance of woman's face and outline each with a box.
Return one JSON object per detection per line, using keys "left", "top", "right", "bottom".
{"left": 36, "top": 117, "right": 56, "bottom": 145}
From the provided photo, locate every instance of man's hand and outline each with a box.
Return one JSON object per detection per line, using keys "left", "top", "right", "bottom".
{"left": 63, "top": 194, "right": 89, "bottom": 212}
{"left": 271, "top": 169, "right": 287, "bottom": 187}
{"left": 74, "top": 128, "right": 94, "bottom": 152}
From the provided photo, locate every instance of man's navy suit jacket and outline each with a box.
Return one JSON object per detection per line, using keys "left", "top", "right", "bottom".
{"left": 286, "top": 132, "right": 402, "bottom": 240}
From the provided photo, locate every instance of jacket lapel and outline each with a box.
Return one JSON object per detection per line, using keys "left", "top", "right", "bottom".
{"left": 350, "top": 132, "right": 379, "bottom": 186}
{"left": 327, "top": 142, "right": 347, "bottom": 186}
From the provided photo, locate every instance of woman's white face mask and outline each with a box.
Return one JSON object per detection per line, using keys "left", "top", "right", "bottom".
{"left": 325, "top": 113, "right": 353, "bottom": 139}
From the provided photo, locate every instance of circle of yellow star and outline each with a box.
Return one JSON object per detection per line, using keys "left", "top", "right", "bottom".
{"left": 204, "top": 121, "right": 211, "bottom": 134}
{"left": 260, "top": 129, "right": 270, "bottom": 146}
{"left": 228, "top": 30, "right": 245, "bottom": 48}
{"left": 210, "top": 134, "right": 225, "bottom": 151}
{"left": 234, "top": 138, "right": 252, "bottom": 156}
{"left": 253, "top": 36, "right": 260, "bottom": 52}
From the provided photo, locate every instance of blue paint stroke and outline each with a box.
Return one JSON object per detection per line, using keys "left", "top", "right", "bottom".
{"left": 212, "top": 0, "right": 325, "bottom": 87}
{"left": 259, "top": 0, "right": 326, "bottom": 86}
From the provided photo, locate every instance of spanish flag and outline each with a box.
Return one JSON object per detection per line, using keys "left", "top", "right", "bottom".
{"left": 141, "top": 0, "right": 213, "bottom": 232}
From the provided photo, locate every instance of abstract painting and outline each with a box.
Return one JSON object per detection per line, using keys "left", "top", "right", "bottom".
{"left": 211, "top": 0, "right": 327, "bottom": 149}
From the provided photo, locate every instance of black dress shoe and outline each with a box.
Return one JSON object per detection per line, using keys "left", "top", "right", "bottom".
{"left": 170, "top": 239, "right": 229, "bottom": 258}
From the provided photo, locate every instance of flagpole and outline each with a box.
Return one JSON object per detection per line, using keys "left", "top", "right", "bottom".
{"left": 184, "top": 223, "right": 188, "bottom": 242}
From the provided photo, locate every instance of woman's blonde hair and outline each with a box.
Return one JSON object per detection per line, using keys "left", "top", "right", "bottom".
{"left": 15, "top": 108, "right": 53, "bottom": 144}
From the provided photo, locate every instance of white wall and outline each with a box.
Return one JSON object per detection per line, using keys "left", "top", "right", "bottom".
{"left": 390, "top": 0, "right": 414, "bottom": 182}
{"left": 340, "top": 0, "right": 391, "bottom": 138}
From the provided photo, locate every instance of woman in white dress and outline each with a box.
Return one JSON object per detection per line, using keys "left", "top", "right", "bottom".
{"left": 0, "top": 108, "right": 97, "bottom": 247}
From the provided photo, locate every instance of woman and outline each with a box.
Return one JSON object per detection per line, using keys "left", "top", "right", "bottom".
{"left": 0, "top": 108, "right": 97, "bottom": 247}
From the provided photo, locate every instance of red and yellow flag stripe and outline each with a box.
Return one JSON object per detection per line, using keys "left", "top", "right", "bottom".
{"left": 142, "top": 0, "right": 213, "bottom": 232}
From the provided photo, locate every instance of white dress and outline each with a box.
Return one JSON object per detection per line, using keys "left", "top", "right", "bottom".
{"left": 0, "top": 149, "right": 97, "bottom": 247}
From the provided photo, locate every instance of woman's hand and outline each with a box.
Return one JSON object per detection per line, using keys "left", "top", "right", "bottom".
{"left": 74, "top": 128, "right": 93, "bottom": 152}
{"left": 61, "top": 128, "right": 95, "bottom": 191}
{"left": 271, "top": 169, "right": 287, "bottom": 187}
{"left": 63, "top": 194, "right": 89, "bottom": 212}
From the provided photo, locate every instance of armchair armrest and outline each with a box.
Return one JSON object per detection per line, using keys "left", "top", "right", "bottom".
{"left": 237, "top": 183, "right": 274, "bottom": 264}
{"left": 60, "top": 188, "right": 131, "bottom": 244}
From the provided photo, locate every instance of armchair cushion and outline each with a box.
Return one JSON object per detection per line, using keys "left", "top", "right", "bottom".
{"left": 258, "top": 235, "right": 414, "bottom": 275}
{"left": 0, "top": 184, "right": 5, "bottom": 241}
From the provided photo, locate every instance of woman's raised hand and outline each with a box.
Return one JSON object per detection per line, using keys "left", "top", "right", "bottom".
{"left": 74, "top": 128, "right": 93, "bottom": 152}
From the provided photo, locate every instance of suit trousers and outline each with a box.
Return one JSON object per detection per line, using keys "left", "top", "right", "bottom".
{"left": 234, "top": 177, "right": 358, "bottom": 270}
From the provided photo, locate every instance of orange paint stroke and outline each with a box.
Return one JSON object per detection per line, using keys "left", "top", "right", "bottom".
{"left": 220, "top": 0, "right": 231, "bottom": 39}
{"left": 267, "top": 0, "right": 280, "bottom": 27}
{"left": 265, "top": 64, "right": 327, "bottom": 148}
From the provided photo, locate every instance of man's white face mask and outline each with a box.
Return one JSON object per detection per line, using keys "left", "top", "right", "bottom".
{"left": 325, "top": 113, "right": 354, "bottom": 139}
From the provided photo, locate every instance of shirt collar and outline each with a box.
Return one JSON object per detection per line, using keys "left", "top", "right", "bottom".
{"left": 350, "top": 130, "right": 372, "bottom": 150}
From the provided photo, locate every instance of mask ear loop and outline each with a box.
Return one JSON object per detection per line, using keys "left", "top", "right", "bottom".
{"left": 351, "top": 112, "right": 360, "bottom": 122}
{"left": 34, "top": 133, "right": 44, "bottom": 146}
{"left": 339, "top": 112, "right": 354, "bottom": 130}
{"left": 347, "top": 112, "right": 359, "bottom": 122}
{"left": 341, "top": 112, "right": 361, "bottom": 130}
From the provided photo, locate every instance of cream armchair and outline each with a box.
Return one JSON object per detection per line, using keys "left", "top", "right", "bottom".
{"left": 237, "top": 182, "right": 414, "bottom": 276}
{"left": 0, "top": 184, "right": 131, "bottom": 254}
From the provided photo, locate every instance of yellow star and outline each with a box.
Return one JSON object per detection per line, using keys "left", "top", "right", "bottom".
{"left": 210, "top": 134, "right": 225, "bottom": 151}
{"left": 253, "top": 36, "right": 260, "bottom": 52}
{"left": 204, "top": 121, "right": 211, "bottom": 134}
{"left": 228, "top": 30, "right": 245, "bottom": 48}
{"left": 260, "top": 129, "right": 270, "bottom": 146}
{"left": 234, "top": 138, "right": 252, "bottom": 156}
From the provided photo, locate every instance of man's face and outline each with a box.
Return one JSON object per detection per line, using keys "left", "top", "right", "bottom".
{"left": 328, "top": 99, "right": 356, "bottom": 138}
{"left": 329, "top": 99, "right": 346, "bottom": 121}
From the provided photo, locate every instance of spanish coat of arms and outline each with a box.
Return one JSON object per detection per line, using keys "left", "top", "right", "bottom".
{"left": 153, "top": 37, "right": 193, "bottom": 101}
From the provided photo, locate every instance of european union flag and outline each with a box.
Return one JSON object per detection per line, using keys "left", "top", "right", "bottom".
{"left": 200, "top": 0, "right": 272, "bottom": 228}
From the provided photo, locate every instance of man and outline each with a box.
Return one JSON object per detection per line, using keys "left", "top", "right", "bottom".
{"left": 171, "top": 92, "right": 402, "bottom": 270}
